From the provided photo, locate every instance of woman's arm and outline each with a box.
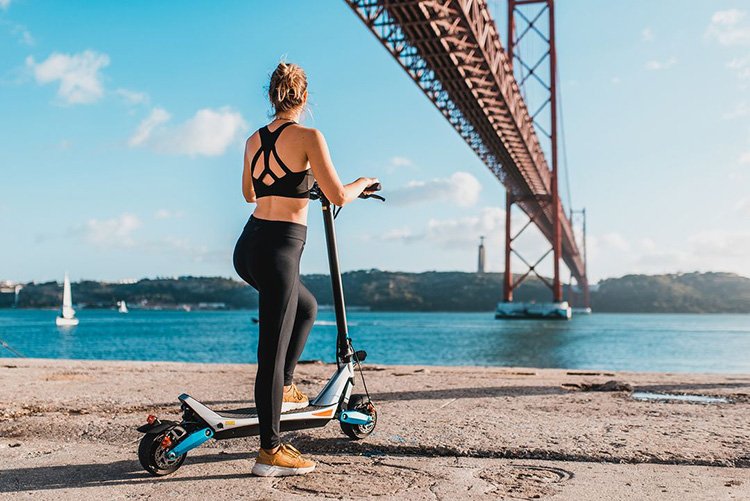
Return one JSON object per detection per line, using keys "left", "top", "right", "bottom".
{"left": 242, "top": 138, "right": 257, "bottom": 203}
{"left": 304, "top": 129, "right": 373, "bottom": 206}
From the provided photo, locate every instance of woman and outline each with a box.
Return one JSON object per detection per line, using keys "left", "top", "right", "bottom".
{"left": 233, "top": 62, "right": 378, "bottom": 477}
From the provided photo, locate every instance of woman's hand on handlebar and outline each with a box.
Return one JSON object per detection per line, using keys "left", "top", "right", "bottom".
{"left": 361, "top": 177, "right": 380, "bottom": 195}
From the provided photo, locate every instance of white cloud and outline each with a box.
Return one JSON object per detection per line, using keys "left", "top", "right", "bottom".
{"left": 377, "top": 206, "right": 552, "bottom": 273}
{"left": 723, "top": 101, "right": 750, "bottom": 119}
{"left": 381, "top": 207, "right": 504, "bottom": 248}
{"left": 587, "top": 229, "right": 750, "bottom": 280}
{"left": 424, "top": 206, "right": 503, "bottom": 247}
{"left": 4, "top": 22, "right": 34, "bottom": 45}
{"left": 382, "top": 226, "right": 418, "bottom": 243}
{"left": 390, "top": 156, "right": 413, "bottom": 167}
{"left": 611, "top": 76, "right": 621, "bottom": 85}
{"left": 688, "top": 230, "right": 750, "bottom": 258}
{"left": 128, "top": 107, "right": 170, "bottom": 147}
{"left": 141, "top": 236, "right": 223, "bottom": 264}
{"left": 739, "top": 152, "right": 750, "bottom": 165}
{"left": 638, "top": 238, "right": 657, "bottom": 252}
{"left": 735, "top": 198, "right": 750, "bottom": 217}
{"left": 77, "top": 213, "right": 142, "bottom": 247}
{"left": 129, "top": 106, "right": 248, "bottom": 156}
{"left": 0, "top": 0, "right": 11, "bottom": 10}
{"left": 726, "top": 57, "right": 750, "bottom": 80}
{"left": 383, "top": 206, "right": 538, "bottom": 249}
{"left": 384, "top": 156, "right": 417, "bottom": 173}
{"left": 641, "top": 27, "right": 654, "bottom": 42}
{"left": 633, "top": 249, "right": 692, "bottom": 270}
{"left": 706, "top": 9, "right": 750, "bottom": 46}
{"left": 645, "top": 57, "right": 677, "bottom": 71}
{"left": 160, "top": 236, "right": 210, "bottom": 261}
{"left": 154, "top": 209, "right": 184, "bottom": 220}
{"left": 116, "top": 88, "right": 149, "bottom": 105}
{"left": 18, "top": 28, "right": 33, "bottom": 45}
{"left": 26, "top": 50, "right": 110, "bottom": 104}
{"left": 599, "top": 232, "right": 630, "bottom": 252}
{"left": 387, "top": 171, "right": 482, "bottom": 207}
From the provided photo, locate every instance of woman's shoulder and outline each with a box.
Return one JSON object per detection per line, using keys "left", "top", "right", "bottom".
{"left": 244, "top": 129, "right": 260, "bottom": 150}
{"left": 293, "top": 124, "right": 326, "bottom": 145}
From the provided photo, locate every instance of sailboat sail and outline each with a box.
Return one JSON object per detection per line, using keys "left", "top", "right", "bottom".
{"left": 61, "top": 273, "right": 76, "bottom": 319}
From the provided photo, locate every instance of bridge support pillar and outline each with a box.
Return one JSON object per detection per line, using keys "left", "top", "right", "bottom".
{"left": 508, "top": 0, "right": 565, "bottom": 304}
{"left": 503, "top": 188, "right": 513, "bottom": 302}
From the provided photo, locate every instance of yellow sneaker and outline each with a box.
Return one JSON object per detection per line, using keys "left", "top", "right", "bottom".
{"left": 251, "top": 443, "right": 316, "bottom": 477}
{"left": 281, "top": 383, "right": 309, "bottom": 412}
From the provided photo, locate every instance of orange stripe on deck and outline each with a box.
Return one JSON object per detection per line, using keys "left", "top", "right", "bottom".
{"left": 312, "top": 409, "right": 334, "bottom": 417}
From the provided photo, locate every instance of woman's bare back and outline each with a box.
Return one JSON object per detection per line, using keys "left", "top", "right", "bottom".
{"left": 244, "top": 121, "right": 312, "bottom": 225}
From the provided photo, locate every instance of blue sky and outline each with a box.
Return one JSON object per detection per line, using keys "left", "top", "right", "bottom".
{"left": 1, "top": 0, "right": 749, "bottom": 284}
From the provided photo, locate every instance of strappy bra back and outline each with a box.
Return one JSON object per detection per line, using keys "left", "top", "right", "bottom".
{"left": 250, "top": 121, "right": 315, "bottom": 199}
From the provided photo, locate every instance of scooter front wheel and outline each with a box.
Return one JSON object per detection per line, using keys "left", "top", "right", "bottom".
{"left": 138, "top": 430, "right": 187, "bottom": 476}
{"left": 340, "top": 394, "right": 377, "bottom": 440}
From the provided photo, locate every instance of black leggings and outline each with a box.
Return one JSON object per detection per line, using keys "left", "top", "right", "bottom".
{"left": 232, "top": 214, "right": 318, "bottom": 450}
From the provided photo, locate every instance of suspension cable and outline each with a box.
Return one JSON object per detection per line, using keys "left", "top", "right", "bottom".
{"left": 557, "top": 67, "right": 573, "bottom": 212}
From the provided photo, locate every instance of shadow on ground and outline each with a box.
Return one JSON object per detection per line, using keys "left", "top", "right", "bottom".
{"left": 0, "top": 451, "right": 255, "bottom": 493}
{"left": 3, "top": 435, "right": 748, "bottom": 493}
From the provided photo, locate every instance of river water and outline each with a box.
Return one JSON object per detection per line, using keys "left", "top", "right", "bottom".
{"left": 1, "top": 310, "right": 748, "bottom": 373}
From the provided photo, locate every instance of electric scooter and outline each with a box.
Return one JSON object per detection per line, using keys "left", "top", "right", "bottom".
{"left": 136, "top": 182, "right": 385, "bottom": 476}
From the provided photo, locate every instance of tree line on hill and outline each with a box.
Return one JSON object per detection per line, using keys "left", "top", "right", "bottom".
{"left": 3, "top": 270, "right": 749, "bottom": 313}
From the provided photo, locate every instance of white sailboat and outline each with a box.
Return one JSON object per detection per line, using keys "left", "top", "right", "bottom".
{"left": 56, "top": 272, "right": 79, "bottom": 327}
{"left": 117, "top": 300, "right": 129, "bottom": 314}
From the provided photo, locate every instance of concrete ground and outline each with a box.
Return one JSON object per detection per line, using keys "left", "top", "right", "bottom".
{"left": 1, "top": 359, "right": 749, "bottom": 500}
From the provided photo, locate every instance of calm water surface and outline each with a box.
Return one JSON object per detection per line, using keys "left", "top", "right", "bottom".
{"left": 0, "top": 310, "right": 748, "bottom": 373}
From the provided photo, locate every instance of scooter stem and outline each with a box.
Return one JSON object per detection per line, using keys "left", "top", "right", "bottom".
{"left": 320, "top": 195, "right": 352, "bottom": 362}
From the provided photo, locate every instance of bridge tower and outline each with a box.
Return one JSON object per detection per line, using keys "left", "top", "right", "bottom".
{"left": 502, "top": 0, "right": 580, "bottom": 312}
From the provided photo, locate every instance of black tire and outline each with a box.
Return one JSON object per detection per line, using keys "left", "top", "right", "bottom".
{"left": 138, "top": 430, "right": 187, "bottom": 476}
{"left": 340, "top": 394, "right": 377, "bottom": 440}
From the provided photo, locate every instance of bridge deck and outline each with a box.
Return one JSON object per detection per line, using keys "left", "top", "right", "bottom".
{"left": 346, "top": 0, "right": 585, "bottom": 284}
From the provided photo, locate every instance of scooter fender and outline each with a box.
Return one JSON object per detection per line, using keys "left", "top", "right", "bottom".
{"left": 136, "top": 420, "right": 179, "bottom": 434}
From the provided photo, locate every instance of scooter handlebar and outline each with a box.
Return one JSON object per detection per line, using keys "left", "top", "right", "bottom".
{"left": 309, "top": 182, "right": 385, "bottom": 202}
{"left": 359, "top": 182, "right": 385, "bottom": 201}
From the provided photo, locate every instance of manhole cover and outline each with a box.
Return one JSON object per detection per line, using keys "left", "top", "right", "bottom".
{"left": 479, "top": 464, "right": 573, "bottom": 498}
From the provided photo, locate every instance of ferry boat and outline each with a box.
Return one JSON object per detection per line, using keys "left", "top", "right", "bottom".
{"left": 495, "top": 301, "right": 572, "bottom": 320}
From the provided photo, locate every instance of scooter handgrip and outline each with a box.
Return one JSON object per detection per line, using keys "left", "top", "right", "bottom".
{"left": 359, "top": 182, "right": 383, "bottom": 199}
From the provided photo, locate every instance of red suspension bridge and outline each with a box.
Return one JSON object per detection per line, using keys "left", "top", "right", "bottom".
{"left": 345, "top": 0, "right": 590, "bottom": 316}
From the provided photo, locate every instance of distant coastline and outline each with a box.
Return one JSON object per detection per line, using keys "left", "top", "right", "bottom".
{"left": 1, "top": 270, "right": 749, "bottom": 314}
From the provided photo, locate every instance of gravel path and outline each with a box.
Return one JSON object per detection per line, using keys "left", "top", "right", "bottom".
{"left": 1, "top": 359, "right": 749, "bottom": 499}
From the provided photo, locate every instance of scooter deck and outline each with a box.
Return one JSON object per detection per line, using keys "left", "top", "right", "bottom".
{"left": 216, "top": 405, "right": 324, "bottom": 419}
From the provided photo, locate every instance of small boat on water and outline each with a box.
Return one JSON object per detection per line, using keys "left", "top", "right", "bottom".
{"left": 495, "top": 301, "right": 572, "bottom": 320}
{"left": 56, "top": 273, "right": 79, "bottom": 327}
{"left": 117, "top": 300, "right": 129, "bottom": 314}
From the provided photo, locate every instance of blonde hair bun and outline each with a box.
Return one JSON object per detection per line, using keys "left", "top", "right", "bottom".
{"left": 269, "top": 62, "right": 307, "bottom": 114}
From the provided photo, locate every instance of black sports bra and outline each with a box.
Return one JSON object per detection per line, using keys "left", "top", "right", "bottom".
{"left": 250, "top": 121, "right": 315, "bottom": 199}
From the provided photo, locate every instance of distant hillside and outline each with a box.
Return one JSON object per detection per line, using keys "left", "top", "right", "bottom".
{"left": 13, "top": 277, "right": 256, "bottom": 310}
{"left": 4, "top": 271, "right": 749, "bottom": 313}
{"left": 592, "top": 272, "right": 750, "bottom": 313}
{"left": 303, "top": 270, "right": 550, "bottom": 311}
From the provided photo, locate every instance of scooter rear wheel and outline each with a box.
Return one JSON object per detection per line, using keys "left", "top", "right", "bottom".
{"left": 340, "top": 394, "right": 377, "bottom": 440}
{"left": 138, "top": 430, "right": 187, "bottom": 476}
